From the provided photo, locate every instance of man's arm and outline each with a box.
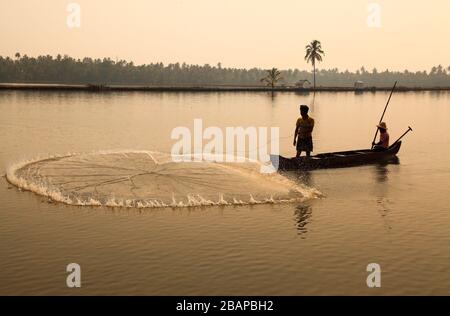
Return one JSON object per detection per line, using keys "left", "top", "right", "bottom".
{"left": 372, "top": 135, "right": 389, "bottom": 146}
{"left": 308, "top": 119, "right": 315, "bottom": 134}
{"left": 293, "top": 124, "right": 299, "bottom": 146}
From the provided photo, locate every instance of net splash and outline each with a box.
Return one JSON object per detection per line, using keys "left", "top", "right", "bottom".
{"left": 6, "top": 151, "right": 321, "bottom": 208}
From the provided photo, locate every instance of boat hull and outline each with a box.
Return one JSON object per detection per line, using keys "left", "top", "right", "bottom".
{"left": 271, "top": 141, "right": 402, "bottom": 171}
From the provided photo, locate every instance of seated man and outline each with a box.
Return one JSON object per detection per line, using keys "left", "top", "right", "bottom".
{"left": 372, "top": 122, "right": 390, "bottom": 151}
{"left": 293, "top": 105, "right": 315, "bottom": 157}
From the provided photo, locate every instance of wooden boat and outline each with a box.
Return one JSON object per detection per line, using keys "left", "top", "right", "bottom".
{"left": 271, "top": 141, "right": 402, "bottom": 171}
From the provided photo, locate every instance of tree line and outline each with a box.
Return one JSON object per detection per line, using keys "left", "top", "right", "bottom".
{"left": 0, "top": 53, "right": 448, "bottom": 88}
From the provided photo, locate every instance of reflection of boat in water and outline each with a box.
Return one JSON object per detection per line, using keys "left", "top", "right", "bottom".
{"left": 271, "top": 141, "right": 402, "bottom": 171}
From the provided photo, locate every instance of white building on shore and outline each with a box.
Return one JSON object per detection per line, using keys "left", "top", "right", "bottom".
{"left": 295, "top": 79, "right": 311, "bottom": 88}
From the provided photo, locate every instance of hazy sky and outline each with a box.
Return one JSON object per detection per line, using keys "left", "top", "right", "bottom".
{"left": 1, "top": 0, "right": 449, "bottom": 71}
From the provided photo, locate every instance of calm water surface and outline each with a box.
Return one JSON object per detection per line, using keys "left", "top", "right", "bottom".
{"left": 0, "top": 90, "right": 449, "bottom": 295}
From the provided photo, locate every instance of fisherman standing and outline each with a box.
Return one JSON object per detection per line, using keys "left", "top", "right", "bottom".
{"left": 293, "top": 105, "right": 315, "bottom": 157}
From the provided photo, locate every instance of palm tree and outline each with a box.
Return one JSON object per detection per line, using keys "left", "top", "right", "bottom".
{"left": 305, "top": 40, "right": 324, "bottom": 90}
{"left": 260, "top": 68, "right": 283, "bottom": 90}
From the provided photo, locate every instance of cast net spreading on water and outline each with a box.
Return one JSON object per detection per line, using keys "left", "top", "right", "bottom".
{"left": 7, "top": 151, "right": 320, "bottom": 208}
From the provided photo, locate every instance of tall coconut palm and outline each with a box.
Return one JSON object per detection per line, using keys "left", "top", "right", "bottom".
{"left": 305, "top": 40, "right": 324, "bottom": 90}
{"left": 260, "top": 68, "right": 283, "bottom": 90}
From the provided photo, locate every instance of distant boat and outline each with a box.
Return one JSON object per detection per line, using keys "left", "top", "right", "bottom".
{"left": 271, "top": 141, "right": 402, "bottom": 171}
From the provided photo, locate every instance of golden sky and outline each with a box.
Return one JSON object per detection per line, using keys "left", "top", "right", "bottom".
{"left": 1, "top": 0, "right": 449, "bottom": 71}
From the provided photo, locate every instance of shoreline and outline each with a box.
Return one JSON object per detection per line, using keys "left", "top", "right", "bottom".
{"left": 0, "top": 83, "right": 449, "bottom": 93}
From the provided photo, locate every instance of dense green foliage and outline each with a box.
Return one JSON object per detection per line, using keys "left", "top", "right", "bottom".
{"left": 0, "top": 54, "right": 449, "bottom": 87}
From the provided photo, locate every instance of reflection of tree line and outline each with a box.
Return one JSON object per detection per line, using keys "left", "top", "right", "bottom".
{"left": 1, "top": 53, "right": 448, "bottom": 87}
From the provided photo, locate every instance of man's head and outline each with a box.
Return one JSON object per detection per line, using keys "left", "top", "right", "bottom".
{"left": 377, "top": 122, "right": 388, "bottom": 132}
{"left": 300, "top": 105, "right": 309, "bottom": 117}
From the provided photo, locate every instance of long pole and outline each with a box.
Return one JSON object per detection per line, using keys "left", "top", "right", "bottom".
{"left": 371, "top": 81, "right": 397, "bottom": 148}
